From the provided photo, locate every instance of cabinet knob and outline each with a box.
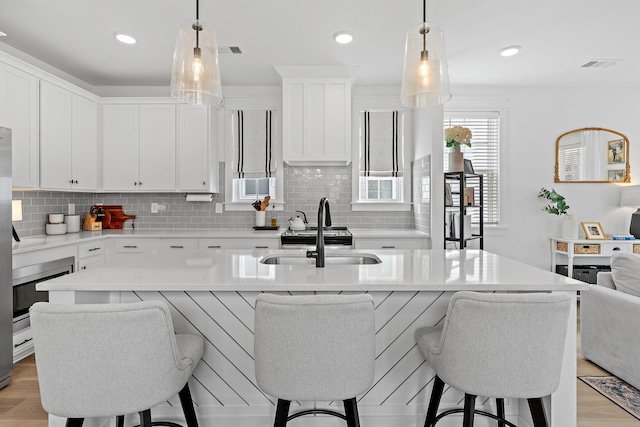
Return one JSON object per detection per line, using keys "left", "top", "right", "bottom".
{"left": 75, "top": 180, "right": 78, "bottom": 184}
{"left": 203, "top": 181, "right": 206, "bottom": 186}
{"left": 138, "top": 181, "right": 142, "bottom": 186}
{"left": 69, "top": 180, "right": 74, "bottom": 184}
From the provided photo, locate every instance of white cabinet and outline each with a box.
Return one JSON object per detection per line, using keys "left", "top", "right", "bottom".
{"left": 198, "top": 238, "right": 279, "bottom": 250}
{"left": 39, "top": 81, "right": 98, "bottom": 191}
{"left": 177, "top": 104, "right": 217, "bottom": 192}
{"left": 77, "top": 241, "right": 105, "bottom": 271}
{"left": 282, "top": 78, "right": 351, "bottom": 165}
{"left": 0, "top": 64, "right": 38, "bottom": 189}
{"left": 102, "top": 104, "right": 176, "bottom": 191}
{"left": 107, "top": 238, "right": 196, "bottom": 261}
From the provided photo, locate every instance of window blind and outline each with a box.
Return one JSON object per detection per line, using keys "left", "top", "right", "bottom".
{"left": 360, "top": 111, "right": 404, "bottom": 177}
{"left": 444, "top": 112, "right": 500, "bottom": 224}
{"left": 231, "top": 110, "right": 275, "bottom": 178}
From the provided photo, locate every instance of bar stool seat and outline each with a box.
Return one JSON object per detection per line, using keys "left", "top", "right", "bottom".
{"left": 30, "top": 300, "right": 203, "bottom": 427}
{"left": 415, "top": 291, "right": 571, "bottom": 427}
{"left": 254, "top": 293, "right": 375, "bottom": 427}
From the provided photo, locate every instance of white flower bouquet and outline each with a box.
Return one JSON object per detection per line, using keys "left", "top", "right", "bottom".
{"left": 445, "top": 126, "right": 472, "bottom": 150}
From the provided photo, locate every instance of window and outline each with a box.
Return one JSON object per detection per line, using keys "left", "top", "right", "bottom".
{"left": 224, "top": 109, "right": 283, "bottom": 210}
{"left": 444, "top": 112, "right": 500, "bottom": 224}
{"left": 352, "top": 110, "right": 412, "bottom": 211}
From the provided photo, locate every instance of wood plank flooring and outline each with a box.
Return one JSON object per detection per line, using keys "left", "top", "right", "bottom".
{"left": 0, "top": 302, "right": 637, "bottom": 426}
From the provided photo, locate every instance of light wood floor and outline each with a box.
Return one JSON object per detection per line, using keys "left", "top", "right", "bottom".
{"left": 0, "top": 304, "right": 637, "bottom": 426}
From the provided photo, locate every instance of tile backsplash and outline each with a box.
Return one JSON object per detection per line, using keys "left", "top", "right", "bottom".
{"left": 13, "top": 163, "right": 420, "bottom": 237}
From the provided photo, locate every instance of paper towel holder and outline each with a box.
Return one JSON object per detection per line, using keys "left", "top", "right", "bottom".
{"left": 185, "top": 193, "right": 213, "bottom": 202}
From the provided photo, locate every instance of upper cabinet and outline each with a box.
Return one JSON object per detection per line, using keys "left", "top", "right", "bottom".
{"left": 102, "top": 103, "right": 176, "bottom": 192}
{"left": 282, "top": 78, "right": 351, "bottom": 165}
{"left": 40, "top": 81, "right": 98, "bottom": 191}
{"left": 177, "top": 104, "right": 217, "bottom": 192}
{"left": 0, "top": 64, "right": 38, "bottom": 189}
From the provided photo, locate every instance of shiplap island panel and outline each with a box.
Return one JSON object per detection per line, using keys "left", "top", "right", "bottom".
{"left": 38, "top": 249, "right": 584, "bottom": 427}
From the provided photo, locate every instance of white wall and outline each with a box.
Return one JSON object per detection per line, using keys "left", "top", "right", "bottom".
{"left": 446, "top": 85, "right": 640, "bottom": 269}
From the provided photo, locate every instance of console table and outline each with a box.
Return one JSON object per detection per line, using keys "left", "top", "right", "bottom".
{"left": 551, "top": 237, "right": 640, "bottom": 278}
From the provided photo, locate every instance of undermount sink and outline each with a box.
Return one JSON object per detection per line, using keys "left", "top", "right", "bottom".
{"left": 260, "top": 251, "right": 382, "bottom": 265}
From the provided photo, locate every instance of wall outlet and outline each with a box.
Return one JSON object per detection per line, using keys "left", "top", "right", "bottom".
{"left": 215, "top": 203, "right": 223, "bottom": 214}
{"left": 68, "top": 203, "right": 75, "bottom": 215}
{"left": 151, "top": 203, "right": 159, "bottom": 214}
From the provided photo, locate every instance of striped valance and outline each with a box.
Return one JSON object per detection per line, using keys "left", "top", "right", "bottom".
{"left": 360, "top": 111, "right": 404, "bottom": 177}
{"left": 232, "top": 110, "right": 275, "bottom": 178}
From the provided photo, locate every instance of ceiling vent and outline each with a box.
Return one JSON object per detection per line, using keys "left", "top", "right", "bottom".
{"left": 581, "top": 60, "right": 621, "bottom": 68}
{"left": 218, "top": 46, "right": 244, "bottom": 55}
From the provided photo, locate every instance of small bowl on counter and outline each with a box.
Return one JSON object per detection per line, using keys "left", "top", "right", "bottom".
{"left": 45, "top": 223, "right": 67, "bottom": 235}
{"left": 48, "top": 213, "right": 65, "bottom": 224}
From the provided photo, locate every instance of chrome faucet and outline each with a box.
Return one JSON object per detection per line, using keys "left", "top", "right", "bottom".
{"left": 306, "top": 197, "right": 331, "bottom": 267}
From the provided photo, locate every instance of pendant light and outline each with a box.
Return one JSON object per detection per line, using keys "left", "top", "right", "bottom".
{"left": 400, "top": 0, "right": 451, "bottom": 108}
{"left": 170, "top": 0, "right": 223, "bottom": 105}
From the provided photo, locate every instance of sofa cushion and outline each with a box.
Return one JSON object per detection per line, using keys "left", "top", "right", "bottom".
{"left": 610, "top": 252, "right": 640, "bottom": 297}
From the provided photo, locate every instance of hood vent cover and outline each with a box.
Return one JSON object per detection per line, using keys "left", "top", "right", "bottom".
{"left": 581, "top": 60, "right": 621, "bottom": 68}
{"left": 218, "top": 46, "right": 244, "bottom": 55}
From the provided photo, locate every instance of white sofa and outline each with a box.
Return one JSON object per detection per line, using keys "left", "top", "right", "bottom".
{"left": 580, "top": 253, "right": 640, "bottom": 390}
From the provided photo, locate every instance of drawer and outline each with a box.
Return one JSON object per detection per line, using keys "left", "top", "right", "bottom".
{"left": 601, "top": 243, "right": 630, "bottom": 256}
{"left": 198, "top": 238, "right": 279, "bottom": 250}
{"left": 573, "top": 244, "right": 600, "bottom": 255}
{"left": 78, "top": 256, "right": 105, "bottom": 271}
{"left": 155, "top": 239, "right": 197, "bottom": 250}
{"left": 556, "top": 242, "right": 568, "bottom": 252}
{"left": 635, "top": 244, "right": 640, "bottom": 254}
{"left": 78, "top": 241, "right": 105, "bottom": 259}
{"left": 111, "top": 239, "right": 155, "bottom": 253}
{"left": 356, "top": 239, "right": 426, "bottom": 250}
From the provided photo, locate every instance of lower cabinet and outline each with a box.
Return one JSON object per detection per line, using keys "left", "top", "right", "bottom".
{"left": 77, "top": 241, "right": 105, "bottom": 270}
{"left": 107, "top": 238, "right": 197, "bottom": 261}
{"left": 355, "top": 238, "right": 429, "bottom": 250}
{"left": 198, "top": 238, "right": 279, "bottom": 250}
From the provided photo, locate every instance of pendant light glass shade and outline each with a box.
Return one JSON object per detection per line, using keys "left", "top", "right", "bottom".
{"left": 400, "top": 22, "right": 451, "bottom": 108}
{"left": 170, "top": 19, "right": 223, "bottom": 106}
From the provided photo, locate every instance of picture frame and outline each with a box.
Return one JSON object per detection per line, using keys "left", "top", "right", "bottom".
{"left": 608, "top": 139, "right": 626, "bottom": 164}
{"left": 581, "top": 222, "right": 606, "bottom": 240}
{"left": 608, "top": 169, "right": 625, "bottom": 181}
{"left": 464, "top": 159, "right": 475, "bottom": 174}
{"left": 445, "top": 184, "right": 453, "bottom": 206}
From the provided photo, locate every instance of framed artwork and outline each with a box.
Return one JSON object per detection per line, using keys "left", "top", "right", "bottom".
{"left": 464, "top": 159, "right": 475, "bottom": 174}
{"left": 608, "top": 139, "right": 625, "bottom": 164}
{"left": 463, "top": 187, "right": 474, "bottom": 206}
{"left": 581, "top": 222, "right": 606, "bottom": 240}
{"left": 608, "top": 169, "right": 625, "bottom": 181}
{"left": 445, "top": 184, "right": 453, "bottom": 206}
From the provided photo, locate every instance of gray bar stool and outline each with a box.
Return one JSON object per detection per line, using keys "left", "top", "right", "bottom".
{"left": 415, "top": 291, "right": 571, "bottom": 427}
{"left": 254, "top": 293, "right": 375, "bottom": 427}
{"left": 30, "top": 300, "right": 203, "bottom": 427}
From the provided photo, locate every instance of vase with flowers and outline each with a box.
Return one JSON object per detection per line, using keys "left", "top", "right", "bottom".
{"left": 445, "top": 126, "right": 472, "bottom": 172}
{"left": 538, "top": 187, "right": 578, "bottom": 239}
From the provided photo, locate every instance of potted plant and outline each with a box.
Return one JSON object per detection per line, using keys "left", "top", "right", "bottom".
{"left": 538, "top": 187, "right": 577, "bottom": 239}
{"left": 445, "top": 126, "right": 472, "bottom": 172}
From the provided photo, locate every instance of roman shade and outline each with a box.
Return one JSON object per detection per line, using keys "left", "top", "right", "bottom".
{"left": 360, "top": 111, "right": 405, "bottom": 177}
{"left": 231, "top": 110, "right": 275, "bottom": 178}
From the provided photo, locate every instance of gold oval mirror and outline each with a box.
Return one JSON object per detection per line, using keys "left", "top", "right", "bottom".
{"left": 555, "top": 127, "right": 630, "bottom": 183}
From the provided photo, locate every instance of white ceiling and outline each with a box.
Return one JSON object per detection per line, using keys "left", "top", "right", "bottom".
{"left": 0, "top": 0, "right": 638, "bottom": 90}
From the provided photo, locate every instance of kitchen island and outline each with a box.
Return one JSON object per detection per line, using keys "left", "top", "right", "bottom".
{"left": 38, "top": 249, "right": 585, "bottom": 427}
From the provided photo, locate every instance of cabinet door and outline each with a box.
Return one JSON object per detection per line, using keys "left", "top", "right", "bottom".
{"left": 283, "top": 78, "right": 351, "bottom": 164}
{"left": 0, "top": 65, "right": 38, "bottom": 189}
{"left": 102, "top": 105, "right": 139, "bottom": 191}
{"left": 178, "top": 104, "right": 211, "bottom": 191}
{"left": 39, "top": 81, "right": 73, "bottom": 189}
{"left": 71, "top": 95, "right": 98, "bottom": 190}
{"left": 139, "top": 104, "right": 176, "bottom": 191}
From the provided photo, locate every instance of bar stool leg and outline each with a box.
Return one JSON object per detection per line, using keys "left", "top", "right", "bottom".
{"left": 496, "top": 398, "right": 506, "bottom": 427}
{"left": 343, "top": 397, "right": 360, "bottom": 427}
{"left": 424, "top": 376, "right": 445, "bottom": 427}
{"left": 178, "top": 383, "right": 199, "bottom": 427}
{"left": 116, "top": 415, "right": 124, "bottom": 427}
{"left": 462, "top": 394, "right": 476, "bottom": 427}
{"left": 139, "top": 409, "right": 152, "bottom": 427}
{"left": 527, "top": 398, "right": 549, "bottom": 427}
{"left": 65, "top": 419, "right": 84, "bottom": 427}
{"left": 274, "top": 399, "right": 291, "bottom": 427}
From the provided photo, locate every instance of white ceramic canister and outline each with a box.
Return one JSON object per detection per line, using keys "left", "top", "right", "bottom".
{"left": 64, "top": 214, "right": 81, "bottom": 233}
{"left": 48, "top": 213, "right": 65, "bottom": 224}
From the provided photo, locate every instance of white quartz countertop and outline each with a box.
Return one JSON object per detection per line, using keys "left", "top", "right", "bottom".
{"left": 12, "top": 228, "right": 428, "bottom": 254}
{"left": 38, "top": 249, "right": 585, "bottom": 293}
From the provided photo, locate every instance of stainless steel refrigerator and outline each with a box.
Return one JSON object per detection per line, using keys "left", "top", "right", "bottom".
{"left": 0, "top": 126, "right": 13, "bottom": 390}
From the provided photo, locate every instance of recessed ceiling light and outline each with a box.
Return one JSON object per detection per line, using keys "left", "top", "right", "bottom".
{"left": 334, "top": 31, "right": 354, "bottom": 44}
{"left": 499, "top": 45, "right": 521, "bottom": 57}
{"left": 114, "top": 33, "right": 137, "bottom": 45}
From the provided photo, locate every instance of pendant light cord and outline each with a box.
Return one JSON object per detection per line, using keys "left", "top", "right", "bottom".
{"left": 195, "top": 0, "right": 200, "bottom": 49}
{"left": 422, "top": 0, "right": 427, "bottom": 51}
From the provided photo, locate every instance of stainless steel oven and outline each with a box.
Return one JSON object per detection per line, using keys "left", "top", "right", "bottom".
{"left": 13, "top": 257, "right": 75, "bottom": 334}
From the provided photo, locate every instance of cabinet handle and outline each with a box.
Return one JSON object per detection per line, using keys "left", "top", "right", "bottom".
{"left": 14, "top": 338, "right": 32, "bottom": 349}
{"left": 207, "top": 245, "right": 222, "bottom": 249}
{"left": 138, "top": 181, "right": 142, "bottom": 186}
{"left": 170, "top": 245, "right": 184, "bottom": 249}
{"left": 613, "top": 247, "right": 621, "bottom": 251}
{"left": 382, "top": 246, "right": 396, "bottom": 249}
{"left": 74, "top": 180, "right": 78, "bottom": 184}
{"left": 82, "top": 266, "right": 87, "bottom": 270}
{"left": 69, "top": 180, "right": 74, "bottom": 183}
{"left": 203, "top": 181, "right": 206, "bottom": 186}
{"left": 88, "top": 247, "right": 101, "bottom": 252}
{"left": 123, "top": 245, "right": 138, "bottom": 248}
{"left": 255, "top": 245, "right": 269, "bottom": 249}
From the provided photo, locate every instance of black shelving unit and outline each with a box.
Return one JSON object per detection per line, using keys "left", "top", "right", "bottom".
{"left": 444, "top": 171, "right": 484, "bottom": 249}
